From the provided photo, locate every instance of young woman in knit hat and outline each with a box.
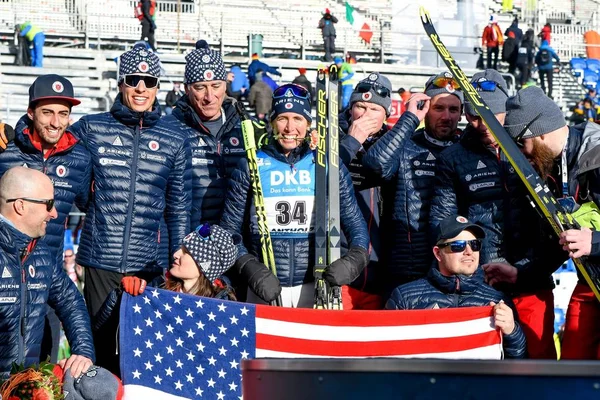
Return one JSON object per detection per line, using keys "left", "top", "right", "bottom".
{"left": 93, "top": 224, "right": 240, "bottom": 333}
{"left": 220, "top": 83, "right": 369, "bottom": 308}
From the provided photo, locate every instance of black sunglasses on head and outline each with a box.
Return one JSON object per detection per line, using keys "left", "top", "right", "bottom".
{"left": 6, "top": 197, "right": 55, "bottom": 212}
{"left": 355, "top": 82, "right": 391, "bottom": 98}
{"left": 123, "top": 74, "right": 159, "bottom": 89}
{"left": 437, "top": 239, "right": 482, "bottom": 253}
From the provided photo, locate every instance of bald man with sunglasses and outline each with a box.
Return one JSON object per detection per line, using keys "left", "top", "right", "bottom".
{"left": 69, "top": 44, "right": 192, "bottom": 374}
{"left": 0, "top": 166, "right": 95, "bottom": 377}
{"left": 386, "top": 214, "right": 526, "bottom": 359}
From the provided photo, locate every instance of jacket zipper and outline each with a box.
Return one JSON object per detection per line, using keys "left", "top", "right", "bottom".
{"left": 120, "top": 119, "right": 142, "bottom": 273}
{"left": 18, "top": 240, "right": 35, "bottom": 365}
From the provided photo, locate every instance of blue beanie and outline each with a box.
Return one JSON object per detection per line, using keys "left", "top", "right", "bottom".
{"left": 270, "top": 85, "right": 312, "bottom": 123}
{"left": 184, "top": 46, "right": 227, "bottom": 84}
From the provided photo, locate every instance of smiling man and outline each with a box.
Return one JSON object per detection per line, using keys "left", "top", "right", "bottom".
{"left": 164, "top": 41, "right": 247, "bottom": 228}
{"left": 0, "top": 74, "right": 90, "bottom": 265}
{"left": 0, "top": 167, "right": 95, "bottom": 378}
{"left": 69, "top": 44, "right": 192, "bottom": 374}
{"left": 386, "top": 214, "right": 526, "bottom": 359}
{"left": 0, "top": 74, "right": 92, "bottom": 364}
{"left": 430, "top": 69, "right": 514, "bottom": 267}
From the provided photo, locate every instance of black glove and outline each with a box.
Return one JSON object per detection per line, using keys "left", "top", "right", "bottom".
{"left": 151, "top": 21, "right": 157, "bottom": 31}
{"left": 323, "top": 247, "right": 369, "bottom": 286}
{"left": 235, "top": 254, "right": 281, "bottom": 303}
{"left": 0, "top": 123, "right": 15, "bottom": 152}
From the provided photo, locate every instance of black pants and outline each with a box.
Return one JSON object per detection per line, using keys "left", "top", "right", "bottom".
{"left": 486, "top": 46, "right": 499, "bottom": 70}
{"left": 85, "top": 267, "right": 161, "bottom": 375}
{"left": 141, "top": 19, "right": 156, "bottom": 51}
{"left": 539, "top": 69, "right": 554, "bottom": 98}
{"left": 516, "top": 63, "right": 529, "bottom": 86}
{"left": 324, "top": 36, "right": 335, "bottom": 62}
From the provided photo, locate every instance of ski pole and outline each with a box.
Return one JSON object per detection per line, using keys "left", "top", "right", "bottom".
{"left": 235, "top": 101, "right": 282, "bottom": 307}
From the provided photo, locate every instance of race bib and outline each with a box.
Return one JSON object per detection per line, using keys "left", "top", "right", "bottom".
{"left": 258, "top": 152, "right": 316, "bottom": 238}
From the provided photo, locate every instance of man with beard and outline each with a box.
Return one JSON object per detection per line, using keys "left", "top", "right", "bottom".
{"left": 0, "top": 74, "right": 91, "bottom": 363}
{"left": 363, "top": 71, "right": 463, "bottom": 293}
{"left": 430, "top": 69, "right": 513, "bottom": 268}
{"left": 484, "top": 86, "right": 582, "bottom": 359}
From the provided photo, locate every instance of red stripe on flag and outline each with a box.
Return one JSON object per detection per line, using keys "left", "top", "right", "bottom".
{"left": 256, "top": 305, "right": 493, "bottom": 327}
{"left": 256, "top": 331, "right": 500, "bottom": 357}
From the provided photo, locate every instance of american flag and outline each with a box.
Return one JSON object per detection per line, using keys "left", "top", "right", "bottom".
{"left": 120, "top": 289, "right": 502, "bottom": 399}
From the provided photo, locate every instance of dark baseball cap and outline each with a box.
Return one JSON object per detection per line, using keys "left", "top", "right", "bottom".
{"left": 28, "top": 74, "right": 81, "bottom": 107}
{"left": 436, "top": 215, "right": 486, "bottom": 243}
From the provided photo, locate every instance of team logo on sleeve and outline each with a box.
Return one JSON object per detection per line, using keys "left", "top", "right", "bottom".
{"left": 56, "top": 165, "right": 67, "bottom": 178}
{"left": 148, "top": 140, "right": 160, "bottom": 151}
{"left": 229, "top": 137, "right": 239, "bottom": 146}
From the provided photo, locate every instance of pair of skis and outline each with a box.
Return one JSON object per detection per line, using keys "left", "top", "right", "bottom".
{"left": 314, "top": 65, "right": 343, "bottom": 309}
{"left": 420, "top": 8, "right": 600, "bottom": 301}
{"left": 235, "top": 101, "right": 283, "bottom": 307}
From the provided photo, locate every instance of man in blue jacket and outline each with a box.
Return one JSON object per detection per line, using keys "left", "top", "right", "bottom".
{"left": 339, "top": 72, "right": 430, "bottom": 308}
{"left": 386, "top": 214, "right": 526, "bottom": 359}
{"left": 0, "top": 74, "right": 92, "bottom": 363}
{"left": 0, "top": 167, "right": 95, "bottom": 377}
{"left": 163, "top": 42, "right": 247, "bottom": 228}
{"left": 247, "top": 53, "right": 282, "bottom": 87}
{"left": 362, "top": 71, "right": 463, "bottom": 292}
{"left": 535, "top": 40, "right": 560, "bottom": 99}
{"left": 221, "top": 84, "right": 369, "bottom": 308}
{"left": 69, "top": 44, "right": 192, "bottom": 373}
{"left": 430, "top": 69, "right": 513, "bottom": 266}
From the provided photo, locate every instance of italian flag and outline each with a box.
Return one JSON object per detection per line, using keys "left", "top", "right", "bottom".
{"left": 345, "top": 1, "right": 373, "bottom": 43}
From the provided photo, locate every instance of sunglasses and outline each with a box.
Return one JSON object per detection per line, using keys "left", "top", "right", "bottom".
{"left": 355, "top": 81, "right": 391, "bottom": 98}
{"left": 123, "top": 74, "right": 159, "bottom": 89}
{"left": 273, "top": 84, "right": 310, "bottom": 100}
{"left": 6, "top": 197, "right": 55, "bottom": 212}
{"left": 473, "top": 80, "right": 508, "bottom": 96}
{"left": 437, "top": 239, "right": 482, "bottom": 253}
{"left": 427, "top": 76, "right": 461, "bottom": 91}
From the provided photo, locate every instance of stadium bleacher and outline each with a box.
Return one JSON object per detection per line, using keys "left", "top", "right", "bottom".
{"left": 0, "top": 0, "right": 599, "bottom": 127}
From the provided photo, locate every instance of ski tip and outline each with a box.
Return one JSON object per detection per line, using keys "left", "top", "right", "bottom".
{"left": 419, "top": 6, "right": 431, "bottom": 23}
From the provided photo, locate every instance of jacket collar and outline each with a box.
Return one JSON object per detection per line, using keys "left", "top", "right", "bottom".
{"left": 15, "top": 115, "right": 79, "bottom": 159}
{"left": 110, "top": 94, "right": 162, "bottom": 128}
{"left": 0, "top": 216, "right": 33, "bottom": 252}
{"left": 261, "top": 140, "right": 312, "bottom": 164}
{"left": 173, "top": 96, "right": 238, "bottom": 137}
{"left": 427, "top": 266, "right": 485, "bottom": 294}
